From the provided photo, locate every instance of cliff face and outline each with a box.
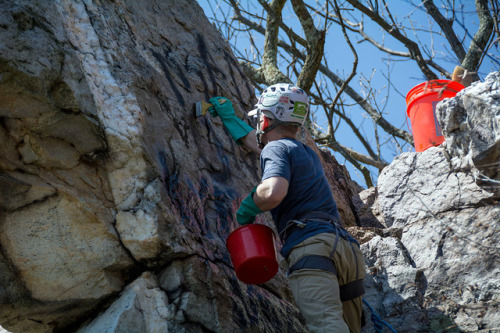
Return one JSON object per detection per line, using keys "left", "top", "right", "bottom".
{"left": 0, "top": 1, "right": 498, "bottom": 333}
{"left": 0, "top": 1, "right": 359, "bottom": 332}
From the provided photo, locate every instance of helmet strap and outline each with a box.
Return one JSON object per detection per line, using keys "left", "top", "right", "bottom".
{"left": 255, "top": 113, "right": 283, "bottom": 148}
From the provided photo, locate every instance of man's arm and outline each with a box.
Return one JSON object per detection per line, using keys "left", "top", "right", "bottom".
{"left": 236, "top": 176, "right": 288, "bottom": 225}
{"left": 239, "top": 129, "right": 261, "bottom": 154}
{"left": 208, "top": 97, "right": 261, "bottom": 153}
{"left": 253, "top": 176, "right": 289, "bottom": 211}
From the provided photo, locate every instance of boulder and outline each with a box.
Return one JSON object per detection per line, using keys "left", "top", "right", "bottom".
{"left": 358, "top": 74, "right": 500, "bottom": 332}
{"left": 1, "top": 193, "right": 132, "bottom": 301}
{"left": 437, "top": 71, "right": 500, "bottom": 193}
{"left": 376, "top": 147, "right": 494, "bottom": 228}
{"left": 77, "top": 272, "right": 170, "bottom": 333}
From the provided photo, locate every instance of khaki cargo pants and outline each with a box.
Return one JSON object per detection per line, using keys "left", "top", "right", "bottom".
{"left": 286, "top": 232, "right": 366, "bottom": 333}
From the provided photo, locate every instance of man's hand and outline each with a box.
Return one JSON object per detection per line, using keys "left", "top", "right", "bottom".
{"left": 206, "top": 96, "right": 254, "bottom": 145}
{"left": 208, "top": 97, "right": 235, "bottom": 119}
{"left": 236, "top": 187, "right": 263, "bottom": 225}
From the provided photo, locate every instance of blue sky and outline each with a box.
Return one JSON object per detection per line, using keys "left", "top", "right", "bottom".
{"left": 197, "top": 0, "right": 499, "bottom": 187}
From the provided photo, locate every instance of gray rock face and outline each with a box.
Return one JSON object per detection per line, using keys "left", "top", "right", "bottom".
{"left": 364, "top": 146, "right": 499, "bottom": 332}
{"left": 436, "top": 71, "right": 500, "bottom": 193}
{"left": 77, "top": 272, "right": 170, "bottom": 333}
{"left": 1, "top": 193, "right": 132, "bottom": 301}
{"left": 377, "top": 147, "right": 494, "bottom": 228}
{"left": 362, "top": 236, "right": 428, "bottom": 332}
{"left": 0, "top": 1, "right": 359, "bottom": 332}
{"left": 357, "top": 74, "right": 500, "bottom": 332}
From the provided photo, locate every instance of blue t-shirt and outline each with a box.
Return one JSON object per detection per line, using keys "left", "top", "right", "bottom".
{"left": 260, "top": 138, "right": 340, "bottom": 257}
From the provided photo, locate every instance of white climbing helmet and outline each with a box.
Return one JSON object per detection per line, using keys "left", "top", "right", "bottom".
{"left": 248, "top": 83, "right": 309, "bottom": 126}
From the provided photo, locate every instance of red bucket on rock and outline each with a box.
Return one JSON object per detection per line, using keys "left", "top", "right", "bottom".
{"left": 226, "top": 224, "right": 278, "bottom": 284}
{"left": 406, "top": 80, "right": 464, "bottom": 152}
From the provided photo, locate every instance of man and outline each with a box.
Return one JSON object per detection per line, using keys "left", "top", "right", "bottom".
{"left": 208, "top": 83, "right": 366, "bottom": 333}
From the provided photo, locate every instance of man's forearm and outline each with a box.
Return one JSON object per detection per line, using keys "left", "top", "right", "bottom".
{"left": 239, "top": 129, "right": 261, "bottom": 154}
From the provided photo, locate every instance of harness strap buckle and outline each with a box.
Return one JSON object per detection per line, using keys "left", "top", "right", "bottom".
{"left": 290, "top": 219, "right": 306, "bottom": 228}
{"left": 279, "top": 219, "right": 306, "bottom": 241}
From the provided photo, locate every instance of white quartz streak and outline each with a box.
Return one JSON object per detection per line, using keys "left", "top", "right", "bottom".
{"left": 55, "top": 0, "right": 147, "bottom": 210}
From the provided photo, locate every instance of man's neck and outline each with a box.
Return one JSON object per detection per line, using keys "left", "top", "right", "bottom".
{"left": 267, "top": 133, "right": 295, "bottom": 143}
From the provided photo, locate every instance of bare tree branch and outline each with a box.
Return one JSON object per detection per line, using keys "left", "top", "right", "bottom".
{"left": 462, "top": 0, "right": 494, "bottom": 71}
{"left": 309, "top": 124, "right": 377, "bottom": 187}
{"left": 290, "top": 0, "right": 326, "bottom": 91}
{"left": 260, "top": 0, "right": 291, "bottom": 84}
{"left": 239, "top": 60, "right": 265, "bottom": 85}
{"left": 310, "top": 87, "right": 386, "bottom": 165}
{"left": 318, "top": 63, "right": 414, "bottom": 143}
{"left": 344, "top": 0, "right": 439, "bottom": 80}
{"left": 329, "top": 0, "right": 358, "bottom": 132}
{"left": 423, "top": 0, "right": 467, "bottom": 62}
{"left": 257, "top": 0, "right": 308, "bottom": 48}
{"left": 305, "top": 3, "right": 412, "bottom": 57}
{"left": 491, "top": 0, "right": 500, "bottom": 48}
{"left": 425, "top": 59, "right": 452, "bottom": 78}
{"left": 228, "top": 2, "right": 414, "bottom": 144}
{"left": 356, "top": 22, "right": 411, "bottom": 57}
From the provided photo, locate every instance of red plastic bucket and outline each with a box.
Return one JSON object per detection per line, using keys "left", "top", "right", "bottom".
{"left": 226, "top": 224, "right": 278, "bottom": 284}
{"left": 406, "top": 80, "right": 464, "bottom": 152}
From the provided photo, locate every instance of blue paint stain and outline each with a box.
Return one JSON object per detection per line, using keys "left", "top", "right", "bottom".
{"left": 158, "top": 151, "right": 179, "bottom": 201}
{"left": 213, "top": 138, "right": 232, "bottom": 177}
{"left": 158, "top": 151, "right": 198, "bottom": 230}
{"left": 228, "top": 276, "right": 249, "bottom": 327}
{"left": 159, "top": 151, "right": 250, "bottom": 267}
{"left": 151, "top": 46, "right": 187, "bottom": 106}
{"left": 213, "top": 185, "right": 237, "bottom": 236}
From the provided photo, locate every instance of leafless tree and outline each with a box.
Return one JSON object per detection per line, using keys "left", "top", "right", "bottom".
{"left": 203, "top": 0, "right": 498, "bottom": 187}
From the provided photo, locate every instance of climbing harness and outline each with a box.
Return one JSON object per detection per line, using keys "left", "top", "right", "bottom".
{"left": 286, "top": 216, "right": 365, "bottom": 302}
{"left": 362, "top": 299, "right": 398, "bottom": 333}
{"left": 284, "top": 216, "right": 397, "bottom": 330}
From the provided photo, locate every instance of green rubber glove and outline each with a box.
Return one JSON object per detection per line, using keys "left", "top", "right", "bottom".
{"left": 208, "top": 97, "right": 253, "bottom": 144}
{"left": 236, "top": 187, "right": 263, "bottom": 225}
